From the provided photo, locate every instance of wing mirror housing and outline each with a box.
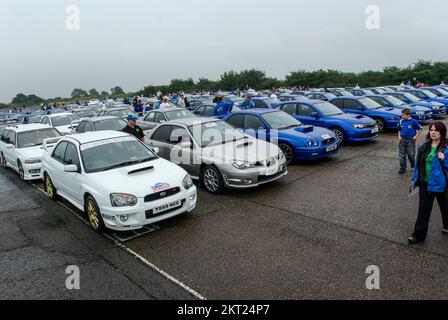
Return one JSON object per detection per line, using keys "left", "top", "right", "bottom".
{"left": 64, "top": 164, "right": 79, "bottom": 173}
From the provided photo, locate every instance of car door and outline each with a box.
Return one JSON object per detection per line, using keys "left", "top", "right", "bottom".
{"left": 342, "top": 99, "right": 364, "bottom": 115}
{"left": 297, "top": 103, "right": 322, "bottom": 126}
{"left": 169, "top": 125, "right": 197, "bottom": 176}
{"left": 148, "top": 125, "right": 173, "bottom": 160}
{"left": 75, "top": 121, "right": 86, "bottom": 133}
{"left": 243, "top": 114, "right": 268, "bottom": 140}
{"left": 279, "top": 103, "right": 299, "bottom": 119}
{"left": 3, "top": 130, "right": 16, "bottom": 168}
{"left": 49, "top": 141, "right": 68, "bottom": 192}
{"left": 142, "top": 112, "right": 158, "bottom": 129}
{"left": 62, "top": 142, "right": 83, "bottom": 204}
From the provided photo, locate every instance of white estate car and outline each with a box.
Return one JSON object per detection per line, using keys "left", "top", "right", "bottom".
{"left": 41, "top": 131, "right": 197, "bottom": 232}
{"left": 40, "top": 112, "right": 81, "bottom": 135}
{"left": 0, "top": 124, "right": 61, "bottom": 180}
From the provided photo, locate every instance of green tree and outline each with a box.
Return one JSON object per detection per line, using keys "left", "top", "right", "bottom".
{"left": 110, "top": 86, "right": 124, "bottom": 95}
{"left": 88, "top": 88, "right": 100, "bottom": 96}
{"left": 71, "top": 88, "right": 88, "bottom": 99}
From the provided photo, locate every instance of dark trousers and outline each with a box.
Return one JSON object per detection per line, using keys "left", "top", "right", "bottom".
{"left": 399, "top": 139, "right": 415, "bottom": 171}
{"left": 413, "top": 182, "right": 448, "bottom": 240}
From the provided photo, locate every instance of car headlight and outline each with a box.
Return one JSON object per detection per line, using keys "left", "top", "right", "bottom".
{"left": 304, "top": 140, "right": 319, "bottom": 147}
{"left": 110, "top": 193, "right": 137, "bottom": 207}
{"left": 277, "top": 151, "right": 285, "bottom": 161}
{"left": 24, "top": 159, "right": 41, "bottom": 164}
{"left": 230, "top": 160, "right": 256, "bottom": 170}
{"left": 352, "top": 124, "right": 365, "bottom": 129}
{"left": 182, "top": 174, "right": 193, "bottom": 190}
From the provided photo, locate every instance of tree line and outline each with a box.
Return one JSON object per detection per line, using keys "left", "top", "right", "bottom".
{"left": 3, "top": 60, "right": 447, "bottom": 107}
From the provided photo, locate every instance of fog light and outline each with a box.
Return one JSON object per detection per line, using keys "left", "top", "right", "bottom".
{"left": 29, "top": 169, "right": 40, "bottom": 174}
{"left": 119, "top": 215, "right": 129, "bottom": 222}
{"left": 245, "top": 179, "right": 253, "bottom": 185}
{"left": 190, "top": 194, "right": 196, "bottom": 201}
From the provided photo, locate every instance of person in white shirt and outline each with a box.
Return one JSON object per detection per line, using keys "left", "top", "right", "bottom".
{"left": 178, "top": 95, "right": 186, "bottom": 108}
{"left": 269, "top": 90, "right": 278, "bottom": 99}
{"left": 159, "top": 96, "right": 172, "bottom": 109}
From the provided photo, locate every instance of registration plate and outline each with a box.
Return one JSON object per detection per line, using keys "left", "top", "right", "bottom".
{"left": 371, "top": 127, "right": 379, "bottom": 134}
{"left": 326, "top": 145, "right": 337, "bottom": 152}
{"left": 153, "top": 200, "right": 182, "bottom": 215}
{"left": 265, "top": 165, "right": 281, "bottom": 176}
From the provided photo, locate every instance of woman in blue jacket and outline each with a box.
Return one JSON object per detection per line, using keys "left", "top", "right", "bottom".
{"left": 409, "top": 121, "right": 448, "bottom": 244}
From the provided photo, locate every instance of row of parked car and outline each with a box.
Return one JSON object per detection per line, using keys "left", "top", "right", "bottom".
{"left": 1, "top": 84, "right": 447, "bottom": 232}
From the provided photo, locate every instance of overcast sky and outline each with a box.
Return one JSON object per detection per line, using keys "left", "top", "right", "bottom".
{"left": 1, "top": 0, "right": 448, "bottom": 102}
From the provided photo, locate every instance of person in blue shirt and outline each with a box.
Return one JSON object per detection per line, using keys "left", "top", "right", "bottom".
{"left": 240, "top": 94, "right": 255, "bottom": 109}
{"left": 213, "top": 96, "right": 233, "bottom": 117}
{"left": 134, "top": 100, "right": 144, "bottom": 116}
{"left": 398, "top": 108, "right": 422, "bottom": 174}
{"left": 408, "top": 121, "right": 448, "bottom": 244}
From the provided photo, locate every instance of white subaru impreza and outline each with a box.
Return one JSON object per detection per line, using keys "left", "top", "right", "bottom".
{"left": 41, "top": 130, "right": 197, "bottom": 232}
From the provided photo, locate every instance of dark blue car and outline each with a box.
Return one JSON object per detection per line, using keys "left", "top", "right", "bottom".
{"left": 400, "top": 89, "right": 448, "bottom": 109}
{"left": 305, "top": 92, "right": 337, "bottom": 101}
{"left": 366, "top": 95, "right": 432, "bottom": 123}
{"left": 386, "top": 91, "right": 446, "bottom": 117}
{"left": 223, "top": 109, "right": 339, "bottom": 164}
{"left": 275, "top": 100, "right": 379, "bottom": 144}
{"left": 329, "top": 96, "right": 402, "bottom": 133}
{"left": 240, "top": 97, "right": 282, "bottom": 109}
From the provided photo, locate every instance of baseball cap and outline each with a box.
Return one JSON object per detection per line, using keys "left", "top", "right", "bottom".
{"left": 127, "top": 114, "right": 138, "bottom": 121}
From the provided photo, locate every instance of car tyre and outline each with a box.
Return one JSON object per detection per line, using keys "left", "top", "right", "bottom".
{"left": 44, "top": 174, "right": 58, "bottom": 201}
{"left": 85, "top": 195, "right": 106, "bottom": 232}
{"left": 0, "top": 152, "right": 7, "bottom": 168}
{"left": 278, "top": 142, "right": 295, "bottom": 165}
{"left": 18, "top": 161, "right": 24, "bottom": 180}
{"left": 375, "top": 118, "right": 385, "bottom": 133}
{"left": 331, "top": 128, "right": 345, "bottom": 144}
{"left": 201, "top": 165, "right": 224, "bottom": 194}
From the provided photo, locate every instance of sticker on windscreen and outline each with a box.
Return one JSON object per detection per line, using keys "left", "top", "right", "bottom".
{"left": 80, "top": 136, "right": 135, "bottom": 151}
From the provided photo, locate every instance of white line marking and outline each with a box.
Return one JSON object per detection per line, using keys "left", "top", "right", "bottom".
{"left": 31, "top": 183, "right": 206, "bottom": 300}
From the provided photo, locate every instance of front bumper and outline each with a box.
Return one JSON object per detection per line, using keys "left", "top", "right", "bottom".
{"left": 294, "top": 142, "right": 340, "bottom": 160}
{"left": 98, "top": 186, "right": 197, "bottom": 231}
{"left": 385, "top": 119, "right": 400, "bottom": 130}
{"left": 431, "top": 109, "right": 446, "bottom": 117}
{"left": 346, "top": 127, "right": 379, "bottom": 142}
{"left": 219, "top": 160, "right": 288, "bottom": 189}
{"left": 23, "top": 163, "right": 43, "bottom": 180}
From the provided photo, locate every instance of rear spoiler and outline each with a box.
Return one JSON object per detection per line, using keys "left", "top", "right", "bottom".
{"left": 42, "top": 137, "right": 62, "bottom": 151}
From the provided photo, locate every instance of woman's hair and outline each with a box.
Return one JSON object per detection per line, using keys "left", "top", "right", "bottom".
{"left": 427, "top": 121, "right": 447, "bottom": 146}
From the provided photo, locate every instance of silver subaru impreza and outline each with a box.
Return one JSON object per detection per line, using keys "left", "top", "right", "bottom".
{"left": 145, "top": 117, "right": 287, "bottom": 193}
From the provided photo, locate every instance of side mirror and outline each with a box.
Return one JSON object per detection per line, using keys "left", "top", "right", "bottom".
{"left": 152, "top": 147, "right": 160, "bottom": 155}
{"left": 6, "top": 144, "right": 14, "bottom": 149}
{"left": 357, "top": 106, "right": 364, "bottom": 111}
{"left": 181, "top": 142, "right": 192, "bottom": 149}
{"left": 160, "top": 120, "right": 166, "bottom": 123}
{"left": 310, "top": 112, "right": 319, "bottom": 118}
{"left": 64, "top": 164, "right": 79, "bottom": 173}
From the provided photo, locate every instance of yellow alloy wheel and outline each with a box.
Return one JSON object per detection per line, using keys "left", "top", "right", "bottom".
{"left": 45, "top": 176, "right": 54, "bottom": 198}
{"left": 87, "top": 200, "right": 100, "bottom": 230}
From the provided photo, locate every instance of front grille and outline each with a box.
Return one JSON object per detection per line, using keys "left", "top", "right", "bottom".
{"left": 145, "top": 199, "right": 186, "bottom": 219}
{"left": 144, "top": 187, "right": 181, "bottom": 202}
{"left": 322, "top": 137, "right": 336, "bottom": 145}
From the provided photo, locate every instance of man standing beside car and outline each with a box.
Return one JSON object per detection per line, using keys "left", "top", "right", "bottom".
{"left": 399, "top": 108, "right": 422, "bottom": 174}
{"left": 122, "top": 114, "right": 144, "bottom": 142}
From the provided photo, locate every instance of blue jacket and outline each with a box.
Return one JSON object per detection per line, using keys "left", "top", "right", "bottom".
{"left": 241, "top": 99, "right": 255, "bottom": 109}
{"left": 412, "top": 141, "right": 448, "bottom": 193}
{"left": 214, "top": 102, "right": 233, "bottom": 117}
{"left": 134, "top": 104, "right": 143, "bottom": 113}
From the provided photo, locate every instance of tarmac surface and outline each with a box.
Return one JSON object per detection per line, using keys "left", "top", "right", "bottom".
{"left": 1, "top": 124, "right": 448, "bottom": 299}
